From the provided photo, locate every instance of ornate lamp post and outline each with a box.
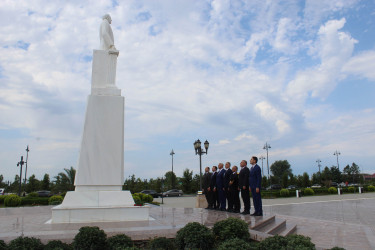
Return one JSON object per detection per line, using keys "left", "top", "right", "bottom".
{"left": 334, "top": 150, "right": 341, "bottom": 171}
{"left": 263, "top": 142, "right": 271, "bottom": 184}
{"left": 194, "top": 139, "right": 209, "bottom": 191}
{"left": 259, "top": 156, "right": 265, "bottom": 178}
{"left": 316, "top": 159, "right": 322, "bottom": 183}
{"left": 170, "top": 149, "right": 175, "bottom": 189}
{"left": 24, "top": 145, "right": 29, "bottom": 185}
{"left": 17, "top": 156, "right": 25, "bottom": 196}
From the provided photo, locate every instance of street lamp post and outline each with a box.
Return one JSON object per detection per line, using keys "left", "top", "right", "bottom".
{"left": 194, "top": 139, "right": 209, "bottom": 191}
{"left": 259, "top": 156, "right": 265, "bottom": 178}
{"left": 316, "top": 159, "right": 322, "bottom": 183}
{"left": 170, "top": 149, "right": 175, "bottom": 189}
{"left": 263, "top": 142, "right": 271, "bottom": 185}
{"left": 16, "top": 156, "right": 25, "bottom": 196}
{"left": 24, "top": 145, "right": 29, "bottom": 185}
{"left": 334, "top": 150, "right": 341, "bottom": 171}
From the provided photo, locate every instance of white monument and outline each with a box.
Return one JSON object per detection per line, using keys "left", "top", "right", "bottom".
{"left": 52, "top": 14, "right": 149, "bottom": 223}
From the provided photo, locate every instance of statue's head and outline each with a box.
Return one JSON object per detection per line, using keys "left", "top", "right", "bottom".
{"left": 102, "top": 14, "right": 112, "bottom": 24}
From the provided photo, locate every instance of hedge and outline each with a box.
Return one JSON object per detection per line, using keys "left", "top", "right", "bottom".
{"left": 5, "top": 194, "right": 21, "bottom": 207}
{"left": 21, "top": 197, "right": 49, "bottom": 206}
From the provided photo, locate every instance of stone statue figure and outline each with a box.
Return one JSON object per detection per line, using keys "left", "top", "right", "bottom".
{"left": 100, "top": 14, "right": 116, "bottom": 50}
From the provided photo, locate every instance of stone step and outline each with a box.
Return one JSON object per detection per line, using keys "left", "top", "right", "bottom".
{"left": 265, "top": 218, "right": 286, "bottom": 235}
{"left": 278, "top": 223, "right": 297, "bottom": 237}
{"left": 250, "top": 215, "right": 276, "bottom": 231}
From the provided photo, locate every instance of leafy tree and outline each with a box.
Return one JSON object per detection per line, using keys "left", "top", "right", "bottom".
{"left": 0, "top": 174, "right": 4, "bottom": 187}
{"left": 282, "top": 172, "right": 289, "bottom": 188}
{"left": 262, "top": 176, "right": 268, "bottom": 188}
{"left": 321, "top": 166, "right": 331, "bottom": 182}
{"left": 289, "top": 173, "right": 296, "bottom": 186}
{"left": 42, "top": 174, "right": 50, "bottom": 190}
{"left": 270, "top": 160, "right": 292, "bottom": 182}
{"left": 343, "top": 163, "right": 360, "bottom": 183}
{"left": 164, "top": 171, "right": 177, "bottom": 190}
{"left": 302, "top": 172, "right": 310, "bottom": 187}
{"left": 311, "top": 173, "right": 319, "bottom": 185}
{"left": 330, "top": 166, "right": 341, "bottom": 183}
{"left": 192, "top": 174, "right": 200, "bottom": 193}
{"left": 26, "top": 174, "right": 41, "bottom": 193}
{"left": 181, "top": 169, "right": 193, "bottom": 193}
{"left": 53, "top": 167, "right": 76, "bottom": 192}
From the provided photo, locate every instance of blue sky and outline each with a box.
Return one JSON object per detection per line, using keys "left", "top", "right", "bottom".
{"left": 1, "top": 0, "right": 375, "bottom": 182}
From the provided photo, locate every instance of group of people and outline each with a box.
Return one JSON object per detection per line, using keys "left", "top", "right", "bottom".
{"left": 202, "top": 156, "right": 263, "bottom": 216}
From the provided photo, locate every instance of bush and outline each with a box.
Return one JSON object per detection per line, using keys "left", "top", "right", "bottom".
{"left": 21, "top": 197, "right": 49, "bottom": 206}
{"left": 348, "top": 187, "right": 356, "bottom": 193}
{"left": 0, "top": 239, "right": 6, "bottom": 250}
{"left": 149, "top": 237, "right": 175, "bottom": 250}
{"left": 285, "top": 234, "right": 315, "bottom": 249}
{"left": 49, "top": 195, "right": 64, "bottom": 205}
{"left": 8, "top": 236, "right": 44, "bottom": 250}
{"left": 328, "top": 187, "right": 337, "bottom": 194}
{"left": 212, "top": 217, "right": 250, "bottom": 243}
{"left": 280, "top": 189, "right": 290, "bottom": 197}
{"left": 218, "top": 238, "right": 256, "bottom": 250}
{"left": 258, "top": 235, "right": 288, "bottom": 249}
{"left": 27, "top": 192, "right": 39, "bottom": 197}
{"left": 175, "top": 222, "right": 214, "bottom": 250}
{"left": 0, "top": 195, "right": 6, "bottom": 205}
{"left": 44, "top": 240, "right": 72, "bottom": 250}
{"left": 329, "top": 247, "right": 345, "bottom": 250}
{"left": 107, "top": 234, "right": 133, "bottom": 249}
{"left": 4, "top": 194, "right": 21, "bottom": 207}
{"left": 368, "top": 185, "right": 375, "bottom": 192}
{"left": 304, "top": 188, "right": 315, "bottom": 196}
{"left": 73, "top": 226, "right": 108, "bottom": 250}
{"left": 134, "top": 193, "right": 153, "bottom": 203}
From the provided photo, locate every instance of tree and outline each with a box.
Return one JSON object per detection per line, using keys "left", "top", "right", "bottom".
{"left": 0, "top": 174, "right": 4, "bottom": 188}
{"left": 262, "top": 176, "right": 268, "bottom": 188}
{"left": 42, "top": 174, "right": 50, "bottom": 190}
{"left": 270, "top": 160, "right": 292, "bottom": 183}
{"left": 282, "top": 172, "right": 289, "bottom": 188}
{"left": 164, "top": 171, "right": 177, "bottom": 190}
{"left": 330, "top": 166, "right": 341, "bottom": 183}
{"left": 311, "top": 173, "right": 319, "bottom": 185}
{"left": 181, "top": 169, "right": 193, "bottom": 193}
{"left": 26, "top": 174, "right": 41, "bottom": 193}
{"left": 53, "top": 167, "right": 76, "bottom": 193}
{"left": 302, "top": 172, "right": 310, "bottom": 187}
{"left": 289, "top": 174, "right": 296, "bottom": 186}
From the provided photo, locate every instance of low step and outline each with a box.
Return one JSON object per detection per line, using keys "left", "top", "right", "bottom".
{"left": 279, "top": 223, "right": 297, "bottom": 236}
{"left": 267, "top": 219, "right": 286, "bottom": 235}
{"left": 251, "top": 215, "right": 275, "bottom": 231}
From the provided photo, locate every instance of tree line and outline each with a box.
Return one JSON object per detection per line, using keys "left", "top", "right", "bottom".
{"left": 0, "top": 161, "right": 368, "bottom": 195}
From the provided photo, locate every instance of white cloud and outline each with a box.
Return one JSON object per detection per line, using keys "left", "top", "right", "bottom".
{"left": 342, "top": 50, "right": 375, "bottom": 80}
{"left": 255, "top": 101, "right": 291, "bottom": 133}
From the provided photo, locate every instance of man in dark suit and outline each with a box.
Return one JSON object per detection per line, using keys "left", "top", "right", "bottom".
{"left": 202, "top": 166, "right": 212, "bottom": 209}
{"left": 224, "top": 162, "right": 233, "bottom": 212}
{"left": 249, "top": 156, "right": 263, "bottom": 216}
{"left": 229, "top": 165, "right": 240, "bottom": 213}
{"left": 216, "top": 163, "right": 226, "bottom": 211}
{"left": 239, "top": 160, "right": 250, "bottom": 214}
{"left": 210, "top": 166, "right": 219, "bottom": 209}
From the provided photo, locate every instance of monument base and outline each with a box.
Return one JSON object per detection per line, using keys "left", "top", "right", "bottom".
{"left": 195, "top": 194, "right": 208, "bottom": 208}
{"left": 51, "top": 190, "right": 149, "bottom": 223}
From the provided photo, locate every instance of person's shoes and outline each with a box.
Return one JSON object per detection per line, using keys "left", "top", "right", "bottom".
{"left": 220, "top": 208, "right": 226, "bottom": 211}
{"left": 227, "top": 209, "right": 233, "bottom": 212}
{"left": 241, "top": 211, "right": 250, "bottom": 215}
{"left": 255, "top": 213, "right": 263, "bottom": 216}
{"left": 250, "top": 212, "right": 257, "bottom": 216}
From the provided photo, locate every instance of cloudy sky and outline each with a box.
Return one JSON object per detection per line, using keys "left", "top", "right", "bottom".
{"left": 1, "top": 0, "right": 375, "bottom": 182}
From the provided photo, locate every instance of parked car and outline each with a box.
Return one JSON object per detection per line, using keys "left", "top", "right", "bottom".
{"left": 266, "top": 184, "right": 282, "bottom": 190}
{"left": 311, "top": 184, "right": 322, "bottom": 188}
{"left": 140, "top": 190, "right": 161, "bottom": 198}
{"left": 330, "top": 182, "right": 338, "bottom": 187}
{"left": 36, "top": 190, "right": 52, "bottom": 197}
{"left": 287, "top": 185, "right": 298, "bottom": 190}
{"left": 0, "top": 188, "right": 5, "bottom": 195}
{"left": 348, "top": 183, "right": 359, "bottom": 187}
{"left": 162, "top": 189, "right": 184, "bottom": 197}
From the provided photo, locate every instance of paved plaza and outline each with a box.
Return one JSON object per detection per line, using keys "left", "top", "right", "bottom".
{"left": 1, "top": 193, "right": 374, "bottom": 249}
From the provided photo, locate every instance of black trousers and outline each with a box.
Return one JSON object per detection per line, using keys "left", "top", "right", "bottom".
{"left": 204, "top": 188, "right": 212, "bottom": 207}
{"left": 240, "top": 187, "right": 250, "bottom": 212}
{"left": 226, "top": 188, "right": 233, "bottom": 210}
{"left": 231, "top": 188, "right": 240, "bottom": 211}
{"left": 212, "top": 190, "right": 219, "bottom": 208}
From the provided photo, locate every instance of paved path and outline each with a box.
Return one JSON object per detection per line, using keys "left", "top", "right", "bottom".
{"left": 0, "top": 193, "right": 374, "bottom": 249}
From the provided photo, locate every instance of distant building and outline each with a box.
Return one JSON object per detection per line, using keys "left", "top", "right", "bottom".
{"left": 362, "top": 173, "right": 375, "bottom": 181}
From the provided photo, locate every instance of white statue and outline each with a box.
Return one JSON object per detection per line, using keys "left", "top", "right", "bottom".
{"left": 100, "top": 14, "right": 116, "bottom": 50}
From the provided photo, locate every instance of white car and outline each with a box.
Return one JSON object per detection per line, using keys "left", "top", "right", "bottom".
{"left": 311, "top": 184, "right": 322, "bottom": 188}
{"left": 0, "top": 188, "right": 5, "bottom": 195}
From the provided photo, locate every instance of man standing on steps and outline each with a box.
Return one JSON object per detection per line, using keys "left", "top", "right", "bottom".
{"left": 224, "top": 162, "right": 233, "bottom": 212}
{"left": 202, "top": 166, "right": 212, "bottom": 209}
{"left": 249, "top": 156, "right": 263, "bottom": 216}
{"left": 230, "top": 165, "right": 240, "bottom": 213}
{"left": 211, "top": 166, "right": 219, "bottom": 209}
{"left": 216, "top": 163, "right": 226, "bottom": 211}
{"left": 239, "top": 160, "right": 250, "bottom": 214}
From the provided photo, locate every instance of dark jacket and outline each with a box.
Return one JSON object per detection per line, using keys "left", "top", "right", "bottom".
{"left": 229, "top": 172, "right": 239, "bottom": 191}
{"left": 210, "top": 171, "right": 217, "bottom": 189}
{"left": 249, "top": 164, "right": 262, "bottom": 189}
{"left": 202, "top": 172, "right": 212, "bottom": 190}
{"left": 216, "top": 169, "right": 225, "bottom": 189}
{"left": 224, "top": 168, "right": 233, "bottom": 189}
{"left": 239, "top": 166, "right": 250, "bottom": 188}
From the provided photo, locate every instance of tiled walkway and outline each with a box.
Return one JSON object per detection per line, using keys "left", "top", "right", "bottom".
{"left": 0, "top": 193, "right": 374, "bottom": 249}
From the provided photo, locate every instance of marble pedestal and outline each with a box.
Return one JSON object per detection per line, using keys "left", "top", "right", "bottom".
{"left": 195, "top": 194, "right": 208, "bottom": 208}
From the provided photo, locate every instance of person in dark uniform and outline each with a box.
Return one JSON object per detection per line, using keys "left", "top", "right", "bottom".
{"left": 224, "top": 162, "right": 233, "bottom": 212}
{"left": 211, "top": 166, "right": 219, "bottom": 209}
{"left": 239, "top": 160, "right": 250, "bottom": 214}
{"left": 249, "top": 156, "right": 263, "bottom": 216}
{"left": 216, "top": 163, "right": 226, "bottom": 211}
{"left": 202, "top": 166, "right": 212, "bottom": 209}
{"left": 229, "top": 165, "right": 240, "bottom": 213}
